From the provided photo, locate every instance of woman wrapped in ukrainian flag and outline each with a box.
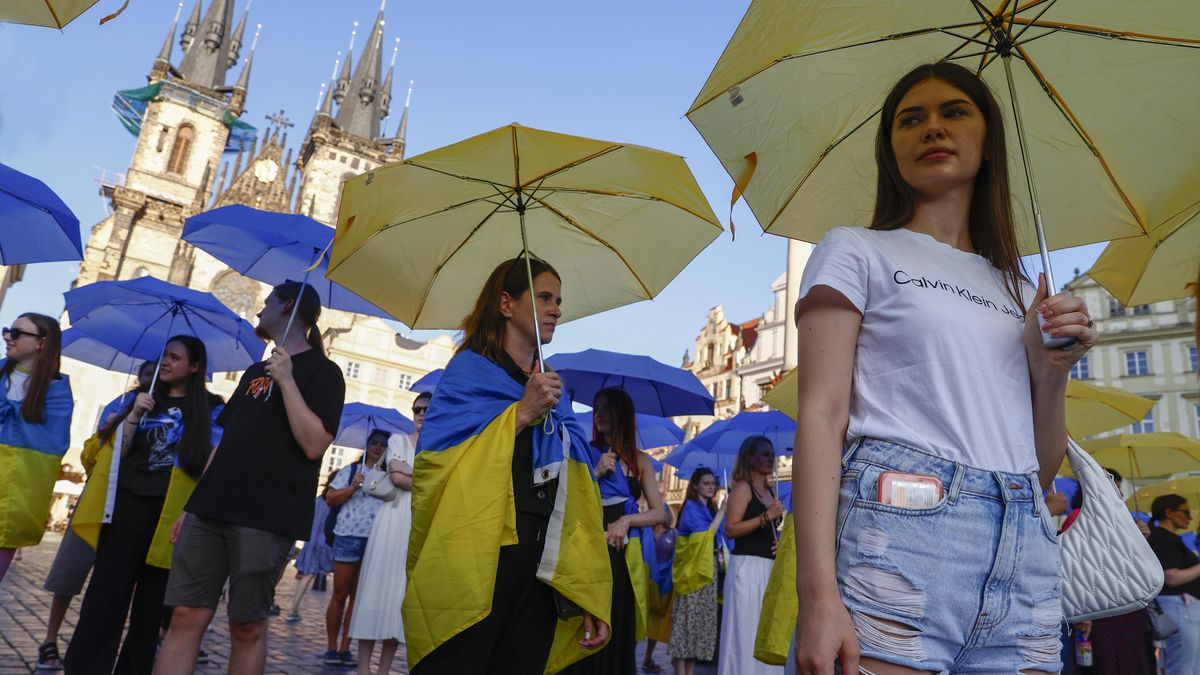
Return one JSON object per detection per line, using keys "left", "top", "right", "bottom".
{"left": 67, "top": 334, "right": 223, "bottom": 674}
{"left": 403, "top": 256, "right": 613, "bottom": 674}
{"left": 0, "top": 313, "right": 74, "bottom": 583}
{"left": 562, "top": 387, "right": 669, "bottom": 674}
{"left": 670, "top": 467, "right": 725, "bottom": 675}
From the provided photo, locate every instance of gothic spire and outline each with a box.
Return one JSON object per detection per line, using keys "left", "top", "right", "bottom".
{"left": 234, "top": 23, "right": 260, "bottom": 92}
{"left": 227, "top": 0, "right": 252, "bottom": 69}
{"left": 178, "top": 0, "right": 237, "bottom": 89}
{"left": 318, "top": 51, "right": 341, "bottom": 118}
{"left": 333, "top": 23, "right": 358, "bottom": 105}
{"left": 156, "top": 2, "right": 184, "bottom": 68}
{"left": 392, "top": 80, "right": 412, "bottom": 159}
{"left": 180, "top": 0, "right": 202, "bottom": 53}
{"left": 381, "top": 38, "right": 399, "bottom": 119}
{"left": 335, "top": 1, "right": 386, "bottom": 139}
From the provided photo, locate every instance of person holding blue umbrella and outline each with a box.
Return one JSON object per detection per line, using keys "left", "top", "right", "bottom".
{"left": 155, "top": 281, "right": 345, "bottom": 675}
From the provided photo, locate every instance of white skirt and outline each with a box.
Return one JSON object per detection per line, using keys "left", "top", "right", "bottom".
{"left": 718, "top": 554, "right": 784, "bottom": 675}
{"left": 349, "top": 436, "right": 414, "bottom": 642}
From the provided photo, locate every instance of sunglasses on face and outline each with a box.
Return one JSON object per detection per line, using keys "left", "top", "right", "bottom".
{"left": 3, "top": 327, "right": 44, "bottom": 341}
{"left": 412, "top": 406, "right": 429, "bottom": 415}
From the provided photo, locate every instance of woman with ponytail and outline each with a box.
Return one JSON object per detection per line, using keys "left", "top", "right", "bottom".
{"left": 0, "top": 312, "right": 73, "bottom": 583}
{"left": 1148, "top": 494, "right": 1200, "bottom": 674}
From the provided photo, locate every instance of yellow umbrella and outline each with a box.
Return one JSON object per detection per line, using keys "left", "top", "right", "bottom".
{"left": 1088, "top": 216, "right": 1200, "bottom": 306}
{"left": 328, "top": 124, "right": 722, "bottom": 358}
{"left": 0, "top": 0, "right": 111, "bottom": 28}
{"left": 1068, "top": 433, "right": 1200, "bottom": 481}
{"left": 688, "top": 1, "right": 1199, "bottom": 299}
{"left": 764, "top": 368, "right": 1152, "bottom": 439}
{"left": 1126, "top": 475, "right": 1200, "bottom": 512}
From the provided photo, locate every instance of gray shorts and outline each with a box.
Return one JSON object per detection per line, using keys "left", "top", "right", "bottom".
{"left": 163, "top": 514, "right": 293, "bottom": 623}
{"left": 43, "top": 527, "right": 95, "bottom": 597}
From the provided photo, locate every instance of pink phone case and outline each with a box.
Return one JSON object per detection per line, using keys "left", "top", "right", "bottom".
{"left": 878, "top": 471, "right": 944, "bottom": 508}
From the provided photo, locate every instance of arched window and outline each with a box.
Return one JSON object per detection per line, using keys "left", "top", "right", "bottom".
{"left": 167, "top": 125, "right": 195, "bottom": 174}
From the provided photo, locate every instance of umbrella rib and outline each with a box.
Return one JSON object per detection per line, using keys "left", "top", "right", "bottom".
{"left": 1009, "top": 18, "right": 1200, "bottom": 48}
{"left": 528, "top": 195, "right": 654, "bottom": 300}
{"left": 530, "top": 186, "right": 723, "bottom": 233}
{"left": 517, "top": 145, "right": 623, "bottom": 189}
{"left": 1012, "top": 43, "right": 1149, "bottom": 234}
{"left": 1010, "top": 0, "right": 1061, "bottom": 44}
{"left": 410, "top": 200, "right": 506, "bottom": 327}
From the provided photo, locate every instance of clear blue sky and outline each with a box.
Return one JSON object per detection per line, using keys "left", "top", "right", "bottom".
{"left": 0, "top": 0, "right": 1104, "bottom": 366}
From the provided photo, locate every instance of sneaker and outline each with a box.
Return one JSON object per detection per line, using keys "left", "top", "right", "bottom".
{"left": 285, "top": 612, "right": 301, "bottom": 623}
{"left": 268, "top": 603, "right": 281, "bottom": 616}
{"left": 196, "top": 649, "right": 210, "bottom": 665}
{"left": 35, "top": 642, "right": 63, "bottom": 671}
{"left": 340, "top": 650, "right": 358, "bottom": 667}
{"left": 321, "top": 650, "right": 342, "bottom": 665}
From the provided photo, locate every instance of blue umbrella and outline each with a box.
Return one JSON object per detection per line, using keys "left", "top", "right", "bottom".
{"left": 546, "top": 348, "right": 714, "bottom": 417}
{"left": 63, "top": 276, "right": 265, "bottom": 374}
{"left": 334, "top": 402, "right": 414, "bottom": 450}
{"left": 684, "top": 411, "right": 795, "bottom": 456}
{"left": 61, "top": 328, "right": 142, "bottom": 375}
{"left": 182, "top": 205, "right": 393, "bottom": 320}
{"left": 666, "top": 446, "right": 738, "bottom": 477}
{"left": 575, "top": 410, "right": 685, "bottom": 450}
{"left": 410, "top": 368, "right": 443, "bottom": 393}
{"left": 0, "top": 163, "right": 83, "bottom": 264}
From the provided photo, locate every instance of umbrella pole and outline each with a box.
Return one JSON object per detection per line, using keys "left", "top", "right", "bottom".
{"left": 268, "top": 252, "right": 317, "bottom": 400}
{"left": 516, "top": 192, "right": 546, "bottom": 372}
{"left": 1000, "top": 54, "right": 1076, "bottom": 350}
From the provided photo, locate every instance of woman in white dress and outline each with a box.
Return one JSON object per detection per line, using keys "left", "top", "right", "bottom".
{"left": 349, "top": 392, "right": 428, "bottom": 674}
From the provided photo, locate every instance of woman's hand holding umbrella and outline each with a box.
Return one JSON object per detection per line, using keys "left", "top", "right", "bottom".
{"left": 1023, "top": 273, "right": 1100, "bottom": 377}
{"left": 515, "top": 371, "right": 561, "bottom": 431}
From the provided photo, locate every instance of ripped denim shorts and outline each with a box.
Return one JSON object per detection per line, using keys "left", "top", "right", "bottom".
{"left": 835, "top": 438, "right": 1062, "bottom": 674}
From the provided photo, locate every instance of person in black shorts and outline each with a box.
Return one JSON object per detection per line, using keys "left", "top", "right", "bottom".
{"left": 153, "top": 282, "right": 345, "bottom": 675}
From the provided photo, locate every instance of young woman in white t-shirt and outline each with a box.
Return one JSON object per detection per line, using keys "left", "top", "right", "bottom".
{"left": 791, "top": 62, "right": 1100, "bottom": 675}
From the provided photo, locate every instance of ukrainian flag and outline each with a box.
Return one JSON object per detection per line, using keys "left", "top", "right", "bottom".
{"left": 0, "top": 367, "right": 73, "bottom": 549}
{"left": 755, "top": 513, "right": 797, "bottom": 665}
{"left": 593, "top": 446, "right": 651, "bottom": 641}
{"left": 641, "top": 521, "right": 674, "bottom": 642}
{"left": 403, "top": 350, "right": 611, "bottom": 673}
{"left": 73, "top": 404, "right": 223, "bottom": 568}
{"left": 672, "top": 498, "right": 721, "bottom": 596}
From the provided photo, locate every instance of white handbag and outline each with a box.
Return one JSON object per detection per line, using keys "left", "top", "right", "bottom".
{"left": 363, "top": 456, "right": 399, "bottom": 502}
{"left": 1059, "top": 438, "right": 1165, "bottom": 622}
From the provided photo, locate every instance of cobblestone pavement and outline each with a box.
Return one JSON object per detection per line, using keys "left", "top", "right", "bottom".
{"left": 1, "top": 533, "right": 703, "bottom": 674}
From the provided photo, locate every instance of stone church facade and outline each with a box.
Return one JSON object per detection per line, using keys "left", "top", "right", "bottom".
{"left": 63, "top": 1, "right": 451, "bottom": 479}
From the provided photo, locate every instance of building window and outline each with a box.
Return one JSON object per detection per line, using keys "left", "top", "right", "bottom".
{"left": 167, "top": 124, "right": 194, "bottom": 174}
{"left": 1189, "top": 345, "right": 1198, "bottom": 373}
{"left": 1131, "top": 407, "right": 1154, "bottom": 434}
{"left": 1132, "top": 304, "right": 1151, "bottom": 315}
{"left": 398, "top": 373, "right": 413, "bottom": 390}
{"left": 225, "top": 371, "right": 239, "bottom": 382}
{"left": 328, "top": 151, "right": 337, "bottom": 160}
{"left": 372, "top": 366, "right": 388, "bottom": 386}
{"left": 1108, "top": 298, "right": 1125, "bottom": 317}
{"left": 1195, "top": 404, "right": 1200, "bottom": 437}
{"left": 345, "top": 361, "right": 360, "bottom": 379}
{"left": 1069, "top": 356, "right": 1090, "bottom": 380}
{"left": 351, "top": 157, "right": 360, "bottom": 169}
{"left": 1125, "top": 351, "right": 1149, "bottom": 377}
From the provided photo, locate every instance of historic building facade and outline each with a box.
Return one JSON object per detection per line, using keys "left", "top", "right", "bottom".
{"left": 62, "top": 1, "right": 449, "bottom": 476}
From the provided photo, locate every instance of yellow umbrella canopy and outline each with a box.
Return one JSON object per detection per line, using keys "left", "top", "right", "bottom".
{"left": 328, "top": 123, "right": 722, "bottom": 330}
{"left": 765, "top": 369, "right": 1152, "bottom": 440}
{"left": 1070, "top": 433, "right": 1200, "bottom": 480}
{"left": 0, "top": 0, "right": 100, "bottom": 28}
{"left": 1088, "top": 216, "right": 1200, "bottom": 306}
{"left": 687, "top": 1, "right": 1199, "bottom": 258}
{"left": 1126, "top": 475, "right": 1200, "bottom": 512}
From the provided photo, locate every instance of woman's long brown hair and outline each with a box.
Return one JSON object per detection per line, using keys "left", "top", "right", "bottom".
{"left": 458, "top": 256, "right": 561, "bottom": 364}
{"left": 732, "top": 434, "right": 773, "bottom": 484}
{"left": 871, "top": 62, "right": 1028, "bottom": 310}
{"left": 593, "top": 387, "right": 640, "bottom": 480}
{"left": 0, "top": 313, "right": 63, "bottom": 423}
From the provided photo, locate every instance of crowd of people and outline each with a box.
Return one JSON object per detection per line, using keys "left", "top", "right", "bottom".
{"left": 0, "top": 59, "right": 1196, "bottom": 675}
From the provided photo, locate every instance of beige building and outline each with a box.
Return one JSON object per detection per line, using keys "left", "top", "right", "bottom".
{"left": 1064, "top": 273, "right": 1199, "bottom": 442}
{"left": 61, "top": 2, "right": 450, "bottom": 474}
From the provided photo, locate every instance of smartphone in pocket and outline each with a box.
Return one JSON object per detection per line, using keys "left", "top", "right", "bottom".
{"left": 878, "top": 471, "right": 943, "bottom": 509}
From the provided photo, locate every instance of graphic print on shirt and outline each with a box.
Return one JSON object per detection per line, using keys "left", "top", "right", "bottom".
{"left": 246, "top": 375, "right": 271, "bottom": 400}
{"left": 141, "top": 406, "right": 184, "bottom": 471}
{"left": 892, "top": 270, "right": 1025, "bottom": 321}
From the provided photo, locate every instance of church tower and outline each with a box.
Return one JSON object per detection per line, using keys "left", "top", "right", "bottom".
{"left": 77, "top": 0, "right": 255, "bottom": 288}
{"left": 295, "top": 0, "right": 408, "bottom": 226}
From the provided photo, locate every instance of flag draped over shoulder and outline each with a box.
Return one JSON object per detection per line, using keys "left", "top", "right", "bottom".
{"left": 403, "top": 350, "right": 611, "bottom": 673}
{"left": 592, "top": 445, "right": 651, "bottom": 641}
{"left": 73, "top": 403, "right": 224, "bottom": 569}
{"left": 755, "top": 513, "right": 797, "bottom": 665}
{"left": 0, "top": 365, "right": 73, "bottom": 549}
{"left": 673, "top": 498, "right": 721, "bottom": 597}
{"left": 641, "top": 520, "right": 674, "bottom": 642}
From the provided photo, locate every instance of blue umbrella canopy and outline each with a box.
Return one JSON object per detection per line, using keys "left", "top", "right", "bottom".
{"left": 182, "top": 205, "right": 392, "bottom": 319}
{"left": 410, "top": 368, "right": 443, "bottom": 394}
{"left": 61, "top": 328, "right": 142, "bottom": 374}
{"left": 683, "top": 411, "right": 795, "bottom": 456}
{"left": 63, "top": 276, "right": 265, "bottom": 373}
{"left": 546, "top": 348, "right": 714, "bottom": 417}
{"left": 334, "top": 402, "right": 415, "bottom": 450}
{"left": 0, "top": 162, "right": 83, "bottom": 264}
{"left": 666, "top": 446, "right": 738, "bottom": 477}
{"left": 575, "top": 410, "right": 685, "bottom": 450}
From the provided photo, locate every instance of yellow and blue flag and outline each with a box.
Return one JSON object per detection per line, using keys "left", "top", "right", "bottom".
{"left": 0, "top": 366, "right": 73, "bottom": 549}
{"left": 404, "top": 350, "right": 611, "bottom": 673}
{"left": 672, "top": 498, "right": 721, "bottom": 597}
{"left": 73, "top": 402, "right": 223, "bottom": 568}
{"left": 640, "top": 520, "right": 674, "bottom": 642}
{"left": 755, "top": 513, "right": 797, "bottom": 665}
{"left": 592, "top": 445, "right": 651, "bottom": 641}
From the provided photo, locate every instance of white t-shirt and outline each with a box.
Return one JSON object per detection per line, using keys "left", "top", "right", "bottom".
{"left": 6, "top": 370, "right": 29, "bottom": 402}
{"left": 798, "top": 226, "right": 1037, "bottom": 473}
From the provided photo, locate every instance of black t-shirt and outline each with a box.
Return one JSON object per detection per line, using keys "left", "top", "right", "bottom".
{"left": 1149, "top": 526, "right": 1200, "bottom": 596}
{"left": 119, "top": 395, "right": 189, "bottom": 497}
{"left": 495, "top": 352, "right": 557, "bottom": 518}
{"left": 186, "top": 349, "right": 345, "bottom": 540}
